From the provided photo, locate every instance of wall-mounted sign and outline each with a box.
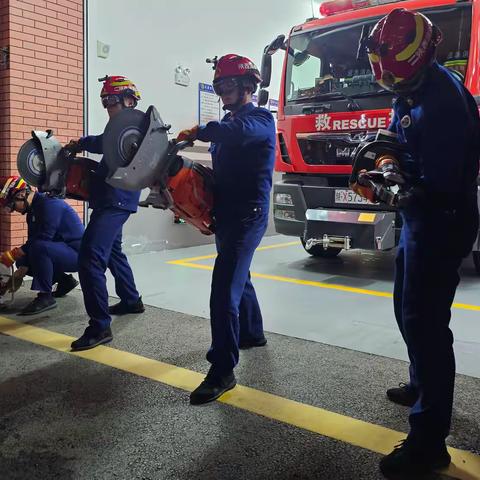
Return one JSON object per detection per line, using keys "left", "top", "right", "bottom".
{"left": 198, "top": 83, "right": 221, "bottom": 125}
{"left": 269, "top": 98, "right": 279, "bottom": 112}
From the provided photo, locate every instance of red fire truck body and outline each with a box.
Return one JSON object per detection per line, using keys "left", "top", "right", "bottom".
{"left": 259, "top": 0, "right": 480, "bottom": 260}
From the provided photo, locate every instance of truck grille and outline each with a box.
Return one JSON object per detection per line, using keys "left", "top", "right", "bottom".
{"left": 278, "top": 133, "right": 292, "bottom": 164}
{"left": 296, "top": 132, "right": 374, "bottom": 166}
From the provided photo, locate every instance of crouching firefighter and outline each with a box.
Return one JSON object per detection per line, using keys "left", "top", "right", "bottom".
{"left": 354, "top": 8, "right": 480, "bottom": 477}
{"left": 69, "top": 76, "right": 144, "bottom": 352}
{"left": 0, "top": 176, "right": 84, "bottom": 314}
{"left": 177, "top": 54, "right": 276, "bottom": 405}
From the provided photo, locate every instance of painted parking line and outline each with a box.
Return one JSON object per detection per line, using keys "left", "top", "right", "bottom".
{"left": 167, "top": 240, "right": 301, "bottom": 264}
{"left": 1, "top": 315, "right": 478, "bottom": 480}
{"left": 168, "top": 243, "right": 480, "bottom": 312}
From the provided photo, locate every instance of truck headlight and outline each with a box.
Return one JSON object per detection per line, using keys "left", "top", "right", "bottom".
{"left": 274, "top": 208, "right": 296, "bottom": 220}
{"left": 275, "top": 193, "right": 294, "bottom": 205}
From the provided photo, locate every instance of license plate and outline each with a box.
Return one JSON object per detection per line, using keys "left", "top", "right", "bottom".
{"left": 334, "top": 189, "right": 372, "bottom": 205}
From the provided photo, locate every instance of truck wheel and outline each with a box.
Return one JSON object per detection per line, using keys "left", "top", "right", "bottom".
{"left": 301, "top": 238, "right": 341, "bottom": 258}
{"left": 473, "top": 251, "right": 480, "bottom": 275}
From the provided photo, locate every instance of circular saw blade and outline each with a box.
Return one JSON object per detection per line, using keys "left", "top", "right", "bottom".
{"left": 102, "top": 108, "right": 147, "bottom": 173}
{"left": 17, "top": 138, "right": 46, "bottom": 187}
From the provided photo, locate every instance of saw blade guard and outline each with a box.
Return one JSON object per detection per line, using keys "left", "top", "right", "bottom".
{"left": 0, "top": 264, "right": 16, "bottom": 308}
{"left": 103, "top": 105, "right": 171, "bottom": 191}
{"left": 17, "top": 130, "right": 67, "bottom": 193}
{"left": 350, "top": 139, "right": 410, "bottom": 186}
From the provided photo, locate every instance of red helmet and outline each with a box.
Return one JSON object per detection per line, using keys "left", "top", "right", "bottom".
{"left": 0, "top": 176, "right": 30, "bottom": 208}
{"left": 367, "top": 8, "right": 442, "bottom": 93}
{"left": 213, "top": 54, "right": 261, "bottom": 83}
{"left": 212, "top": 54, "right": 262, "bottom": 97}
{"left": 99, "top": 75, "right": 141, "bottom": 105}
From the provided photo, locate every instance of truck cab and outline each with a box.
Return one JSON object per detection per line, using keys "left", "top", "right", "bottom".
{"left": 259, "top": 0, "right": 479, "bottom": 260}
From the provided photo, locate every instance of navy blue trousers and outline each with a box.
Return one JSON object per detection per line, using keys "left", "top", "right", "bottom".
{"left": 78, "top": 207, "right": 139, "bottom": 331}
{"left": 16, "top": 239, "right": 80, "bottom": 293}
{"left": 394, "top": 203, "right": 478, "bottom": 447}
{"left": 207, "top": 207, "right": 268, "bottom": 374}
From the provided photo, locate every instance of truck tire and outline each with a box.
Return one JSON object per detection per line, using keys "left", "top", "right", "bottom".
{"left": 473, "top": 251, "right": 480, "bottom": 275}
{"left": 301, "top": 238, "right": 342, "bottom": 258}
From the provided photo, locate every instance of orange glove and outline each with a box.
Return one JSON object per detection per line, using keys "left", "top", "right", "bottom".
{"left": 176, "top": 126, "right": 199, "bottom": 143}
{"left": 0, "top": 247, "right": 24, "bottom": 268}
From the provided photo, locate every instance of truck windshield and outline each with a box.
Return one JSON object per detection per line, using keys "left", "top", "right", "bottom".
{"left": 285, "top": 4, "right": 472, "bottom": 105}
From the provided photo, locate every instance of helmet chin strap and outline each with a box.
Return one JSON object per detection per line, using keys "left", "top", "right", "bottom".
{"left": 222, "top": 88, "right": 249, "bottom": 112}
{"left": 393, "top": 60, "right": 433, "bottom": 97}
{"left": 19, "top": 189, "right": 32, "bottom": 216}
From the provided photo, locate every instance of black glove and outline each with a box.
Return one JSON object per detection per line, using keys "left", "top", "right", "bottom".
{"left": 375, "top": 155, "right": 406, "bottom": 186}
{"left": 63, "top": 139, "right": 82, "bottom": 155}
{"left": 395, "top": 186, "right": 427, "bottom": 209}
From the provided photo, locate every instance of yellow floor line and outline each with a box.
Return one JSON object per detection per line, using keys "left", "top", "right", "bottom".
{"left": 1, "top": 316, "right": 478, "bottom": 479}
{"left": 256, "top": 240, "right": 301, "bottom": 251}
{"left": 167, "top": 241, "right": 300, "bottom": 264}
{"left": 171, "top": 262, "right": 214, "bottom": 271}
{"left": 168, "top": 261, "right": 480, "bottom": 312}
{"left": 168, "top": 254, "right": 217, "bottom": 263}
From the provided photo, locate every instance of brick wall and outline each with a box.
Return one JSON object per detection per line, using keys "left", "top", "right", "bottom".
{"left": 0, "top": 0, "right": 84, "bottom": 251}
{"left": 0, "top": 2, "right": 12, "bottom": 250}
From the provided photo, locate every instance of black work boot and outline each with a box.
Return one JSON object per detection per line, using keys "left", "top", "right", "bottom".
{"left": 239, "top": 336, "right": 267, "bottom": 350}
{"left": 386, "top": 383, "right": 418, "bottom": 407}
{"left": 108, "top": 297, "right": 145, "bottom": 315}
{"left": 18, "top": 293, "right": 57, "bottom": 316}
{"left": 190, "top": 368, "right": 236, "bottom": 405}
{"left": 71, "top": 326, "right": 113, "bottom": 351}
{"left": 380, "top": 439, "right": 451, "bottom": 478}
{"left": 53, "top": 274, "right": 79, "bottom": 298}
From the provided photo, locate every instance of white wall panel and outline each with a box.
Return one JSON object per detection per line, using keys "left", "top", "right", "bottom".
{"left": 86, "top": 0, "right": 323, "bottom": 251}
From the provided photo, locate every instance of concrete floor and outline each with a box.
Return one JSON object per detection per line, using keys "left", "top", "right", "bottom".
{"left": 1, "top": 287, "right": 479, "bottom": 480}
{"left": 2, "top": 235, "right": 480, "bottom": 479}
{"left": 108, "top": 234, "right": 480, "bottom": 378}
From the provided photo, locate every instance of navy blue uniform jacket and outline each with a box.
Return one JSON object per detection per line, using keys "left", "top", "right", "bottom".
{"left": 79, "top": 134, "right": 141, "bottom": 212}
{"left": 196, "top": 102, "right": 276, "bottom": 214}
{"left": 389, "top": 62, "right": 480, "bottom": 202}
{"left": 22, "top": 192, "right": 85, "bottom": 254}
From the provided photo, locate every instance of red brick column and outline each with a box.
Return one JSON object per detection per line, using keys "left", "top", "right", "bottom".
{"left": 0, "top": 0, "right": 84, "bottom": 251}
{"left": 0, "top": 2, "right": 13, "bottom": 250}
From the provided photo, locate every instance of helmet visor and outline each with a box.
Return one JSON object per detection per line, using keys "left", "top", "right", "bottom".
{"left": 101, "top": 94, "right": 122, "bottom": 108}
{"left": 213, "top": 77, "right": 239, "bottom": 96}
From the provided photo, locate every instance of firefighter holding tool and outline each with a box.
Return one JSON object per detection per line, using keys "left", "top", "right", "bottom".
{"left": 69, "top": 76, "right": 145, "bottom": 352}
{"left": 177, "top": 54, "right": 276, "bottom": 405}
{"left": 353, "top": 8, "right": 480, "bottom": 477}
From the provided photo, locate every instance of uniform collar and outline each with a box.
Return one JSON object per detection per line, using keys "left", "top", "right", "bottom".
{"left": 25, "top": 192, "right": 40, "bottom": 217}
{"left": 32, "top": 191, "right": 41, "bottom": 206}
{"left": 227, "top": 102, "right": 255, "bottom": 119}
{"left": 394, "top": 62, "right": 439, "bottom": 107}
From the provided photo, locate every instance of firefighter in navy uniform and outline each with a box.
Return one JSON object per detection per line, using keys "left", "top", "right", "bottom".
{"left": 69, "top": 76, "right": 144, "bottom": 352}
{"left": 0, "top": 176, "right": 84, "bottom": 314}
{"left": 363, "top": 9, "right": 480, "bottom": 477}
{"left": 177, "top": 54, "right": 276, "bottom": 405}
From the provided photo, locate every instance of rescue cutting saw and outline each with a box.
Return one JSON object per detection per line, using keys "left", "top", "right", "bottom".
{"left": 350, "top": 129, "right": 413, "bottom": 207}
{"left": 102, "top": 106, "right": 215, "bottom": 235}
{"left": 0, "top": 264, "right": 18, "bottom": 310}
{"left": 16, "top": 106, "right": 215, "bottom": 235}
{"left": 17, "top": 129, "right": 97, "bottom": 201}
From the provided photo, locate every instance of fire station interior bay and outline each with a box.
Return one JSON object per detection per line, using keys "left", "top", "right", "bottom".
{"left": 1, "top": 1, "right": 480, "bottom": 479}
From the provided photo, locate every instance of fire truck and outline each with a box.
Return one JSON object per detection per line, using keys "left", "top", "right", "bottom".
{"left": 258, "top": 0, "right": 480, "bottom": 270}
